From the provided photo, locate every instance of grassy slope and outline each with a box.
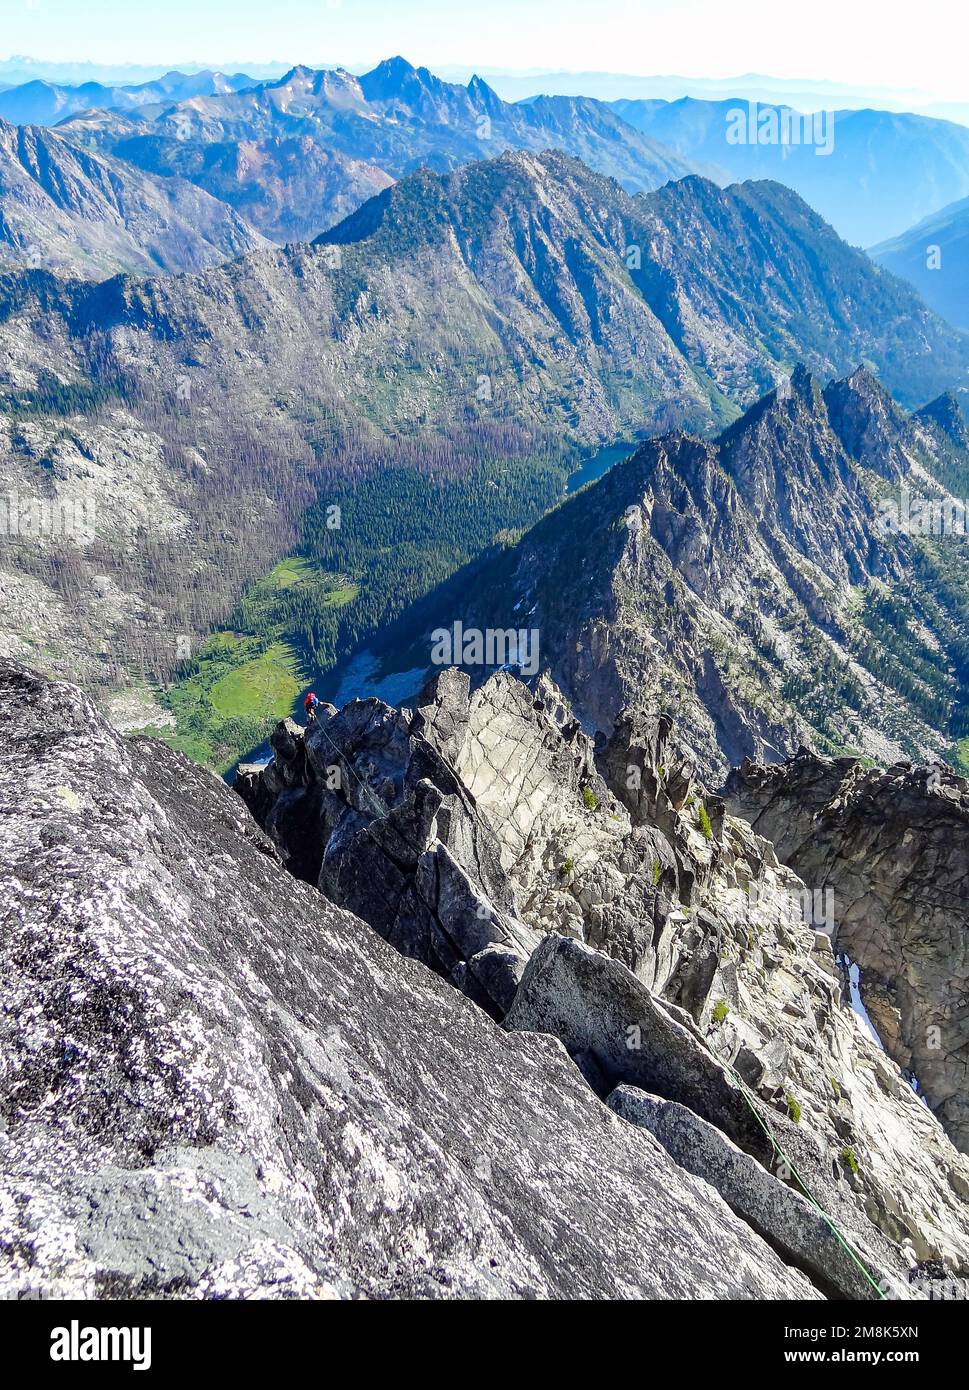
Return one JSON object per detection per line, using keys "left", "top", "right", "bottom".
{"left": 132, "top": 560, "right": 357, "bottom": 773}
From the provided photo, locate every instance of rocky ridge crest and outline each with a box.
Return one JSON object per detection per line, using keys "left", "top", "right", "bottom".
{"left": 238, "top": 665, "right": 969, "bottom": 1298}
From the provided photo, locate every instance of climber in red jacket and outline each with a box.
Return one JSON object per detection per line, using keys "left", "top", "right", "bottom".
{"left": 303, "top": 691, "right": 320, "bottom": 722}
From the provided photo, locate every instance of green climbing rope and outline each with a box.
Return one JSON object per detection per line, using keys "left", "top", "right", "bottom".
{"left": 725, "top": 1060, "right": 889, "bottom": 1299}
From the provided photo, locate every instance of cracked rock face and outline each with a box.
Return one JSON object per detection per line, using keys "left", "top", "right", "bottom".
{"left": 0, "top": 658, "right": 826, "bottom": 1300}
{"left": 237, "top": 674, "right": 536, "bottom": 1019}
{"left": 504, "top": 934, "right": 946, "bottom": 1299}
{"left": 241, "top": 666, "right": 969, "bottom": 1296}
{"left": 727, "top": 749, "right": 969, "bottom": 1155}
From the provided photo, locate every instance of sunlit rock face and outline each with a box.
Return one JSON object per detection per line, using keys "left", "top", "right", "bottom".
{"left": 242, "top": 666, "right": 969, "bottom": 1296}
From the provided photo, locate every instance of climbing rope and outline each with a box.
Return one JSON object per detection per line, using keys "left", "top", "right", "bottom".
{"left": 724, "top": 1057, "right": 888, "bottom": 1298}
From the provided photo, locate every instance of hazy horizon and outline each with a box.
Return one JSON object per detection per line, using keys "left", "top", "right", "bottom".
{"left": 2, "top": 0, "right": 967, "bottom": 103}
{"left": 1, "top": 51, "right": 965, "bottom": 123}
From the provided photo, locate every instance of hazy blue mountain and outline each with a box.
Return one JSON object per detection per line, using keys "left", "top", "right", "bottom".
{"left": 611, "top": 96, "right": 969, "bottom": 246}
{"left": 0, "top": 70, "right": 260, "bottom": 126}
{"left": 126, "top": 70, "right": 262, "bottom": 102}
{"left": 440, "top": 66, "right": 958, "bottom": 118}
{"left": 55, "top": 57, "right": 695, "bottom": 241}
{"left": 0, "top": 80, "right": 128, "bottom": 126}
{"left": 870, "top": 196, "right": 969, "bottom": 330}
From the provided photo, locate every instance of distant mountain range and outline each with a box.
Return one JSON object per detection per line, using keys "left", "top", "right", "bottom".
{"left": 0, "top": 70, "right": 261, "bottom": 126}
{"left": 5, "top": 56, "right": 967, "bottom": 122}
{"left": 3, "top": 58, "right": 969, "bottom": 266}
{"left": 54, "top": 58, "right": 694, "bottom": 243}
{"left": 436, "top": 67, "right": 969, "bottom": 123}
{"left": 610, "top": 97, "right": 969, "bottom": 246}
{"left": 0, "top": 56, "right": 288, "bottom": 87}
{"left": 871, "top": 197, "right": 969, "bottom": 330}
{"left": 0, "top": 57, "right": 697, "bottom": 259}
{"left": 1, "top": 148, "right": 967, "bottom": 707}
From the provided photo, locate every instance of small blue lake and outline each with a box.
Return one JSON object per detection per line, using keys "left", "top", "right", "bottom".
{"left": 566, "top": 440, "right": 638, "bottom": 494}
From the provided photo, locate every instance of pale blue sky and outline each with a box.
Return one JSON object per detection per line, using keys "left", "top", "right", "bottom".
{"left": 3, "top": 0, "right": 967, "bottom": 99}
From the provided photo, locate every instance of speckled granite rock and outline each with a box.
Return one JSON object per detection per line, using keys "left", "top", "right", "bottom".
{"left": 1, "top": 659, "right": 825, "bottom": 1300}
{"left": 607, "top": 1085, "right": 888, "bottom": 1301}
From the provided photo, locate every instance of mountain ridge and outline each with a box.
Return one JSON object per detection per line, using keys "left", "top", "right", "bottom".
{"left": 611, "top": 96, "right": 969, "bottom": 245}
{"left": 870, "top": 195, "right": 969, "bottom": 331}
{"left": 0, "top": 70, "right": 262, "bottom": 126}
{"left": 54, "top": 54, "right": 697, "bottom": 244}
{"left": 0, "top": 114, "right": 267, "bottom": 278}
{"left": 365, "top": 363, "right": 969, "bottom": 780}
